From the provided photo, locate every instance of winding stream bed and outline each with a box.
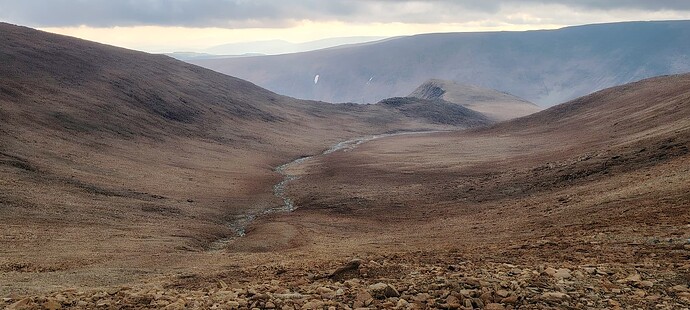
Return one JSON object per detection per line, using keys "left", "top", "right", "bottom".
{"left": 207, "top": 131, "right": 442, "bottom": 250}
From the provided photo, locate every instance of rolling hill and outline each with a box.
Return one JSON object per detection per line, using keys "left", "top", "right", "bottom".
{"left": 192, "top": 20, "right": 690, "bottom": 107}
{"left": 408, "top": 79, "right": 541, "bottom": 121}
{"left": 0, "top": 23, "right": 487, "bottom": 294}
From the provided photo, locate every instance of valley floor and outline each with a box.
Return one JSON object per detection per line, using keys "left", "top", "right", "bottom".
{"left": 3, "top": 126, "right": 689, "bottom": 309}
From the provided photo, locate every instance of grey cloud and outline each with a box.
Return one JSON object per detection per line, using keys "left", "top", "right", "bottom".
{"left": 0, "top": 0, "right": 688, "bottom": 28}
{"left": 544, "top": 0, "right": 690, "bottom": 11}
{"left": 0, "top": 0, "right": 289, "bottom": 27}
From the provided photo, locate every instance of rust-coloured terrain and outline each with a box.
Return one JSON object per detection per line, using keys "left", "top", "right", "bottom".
{"left": 1, "top": 23, "right": 690, "bottom": 310}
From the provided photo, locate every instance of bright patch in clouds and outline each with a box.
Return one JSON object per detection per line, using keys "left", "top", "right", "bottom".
{"left": 0, "top": 1, "right": 684, "bottom": 52}
{"left": 40, "top": 21, "right": 564, "bottom": 53}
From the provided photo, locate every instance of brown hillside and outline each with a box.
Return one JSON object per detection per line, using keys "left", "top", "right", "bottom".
{"left": 0, "top": 23, "right": 487, "bottom": 295}
{"left": 283, "top": 73, "right": 690, "bottom": 252}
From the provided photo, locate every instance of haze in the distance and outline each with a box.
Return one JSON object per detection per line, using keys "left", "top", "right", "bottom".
{"left": 2, "top": 0, "right": 690, "bottom": 53}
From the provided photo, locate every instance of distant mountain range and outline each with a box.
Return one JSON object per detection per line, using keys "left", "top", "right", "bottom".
{"left": 191, "top": 20, "right": 690, "bottom": 107}
{"left": 166, "top": 36, "right": 387, "bottom": 60}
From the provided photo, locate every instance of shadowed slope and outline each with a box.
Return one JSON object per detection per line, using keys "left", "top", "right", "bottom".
{"left": 378, "top": 96, "right": 489, "bottom": 126}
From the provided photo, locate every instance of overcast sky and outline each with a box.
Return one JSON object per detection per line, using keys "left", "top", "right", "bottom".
{"left": 1, "top": 0, "right": 690, "bottom": 52}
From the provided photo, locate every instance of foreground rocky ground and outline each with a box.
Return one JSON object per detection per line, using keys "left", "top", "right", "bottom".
{"left": 4, "top": 247, "right": 690, "bottom": 309}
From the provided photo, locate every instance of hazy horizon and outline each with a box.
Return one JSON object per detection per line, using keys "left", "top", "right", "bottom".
{"left": 2, "top": 1, "right": 690, "bottom": 53}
